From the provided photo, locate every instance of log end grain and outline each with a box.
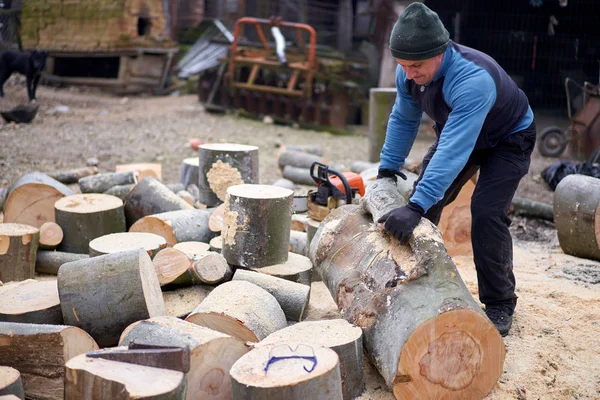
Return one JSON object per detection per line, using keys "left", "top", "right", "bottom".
{"left": 208, "top": 203, "right": 225, "bottom": 232}
{"left": 0, "top": 366, "right": 24, "bottom": 399}
{"left": 39, "top": 222, "right": 63, "bottom": 249}
{"left": 88, "top": 232, "right": 167, "bottom": 258}
{"left": 55, "top": 193, "right": 123, "bottom": 214}
{"left": 251, "top": 252, "right": 313, "bottom": 286}
{"left": 172, "top": 241, "right": 211, "bottom": 258}
{"left": 153, "top": 247, "right": 194, "bottom": 286}
{"left": 129, "top": 215, "right": 178, "bottom": 246}
{"left": 0, "top": 279, "right": 62, "bottom": 324}
{"left": 0, "top": 224, "right": 39, "bottom": 255}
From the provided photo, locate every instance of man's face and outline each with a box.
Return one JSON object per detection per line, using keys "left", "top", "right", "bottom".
{"left": 396, "top": 54, "right": 444, "bottom": 85}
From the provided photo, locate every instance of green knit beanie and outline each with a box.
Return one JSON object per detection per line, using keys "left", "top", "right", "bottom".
{"left": 389, "top": 3, "right": 450, "bottom": 60}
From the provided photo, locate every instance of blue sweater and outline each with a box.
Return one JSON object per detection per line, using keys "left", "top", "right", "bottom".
{"left": 379, "top": 41, "right": 534, "bottom": 213}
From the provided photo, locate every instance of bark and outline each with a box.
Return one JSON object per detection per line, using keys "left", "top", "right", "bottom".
{"left": 0, "top": 279, "right": 62, "bottom": 324}
{"left": 0, "top": 223, "right": 40, "bottom": 283}
{"left": 251, "top": 252, "right": 313, "bottom": 286}
{"left": 259, "top": 319, "right": 364, "bottom": 400}
{"left": 511, "top": 196, "right": 554, "bottom": 221}
{"left": 78, "top": 171, "right": 138, "bottom": 194}
{"left": 282, "top": 165, "right": 315, "bottom": 186}
{"left": 309, "top": 178, "right": 506, "bottom": 398}
{"left": 222, "top": 184, "right": 293, "bottom": 268}
{"left": 57, "top": 249, "right": 165, "bottom": 347}
{"left": 185, "top": 281, "right": 287, "bottom": 342}
{"left": 198, "top": 143, "right": 259, "bottom": 206}
{"left": 180, "top": 157, "right": 199, "bottom": 188}
{"left": 55, "top": 194, "right": 126, "bottom": 253}
{"left": 0, "top": 367, "right": 24, "bottom": 399}
{"left": 277, "top": 150, "right": 325, "bottom": 170}
{"left": 115, "top": 163, "right": 162, "bottom": 181}
{"left": 103, "top": 184, "right": 135, "bottom": 201}
{"left": 230, "top": 344, "right": 343, "bottom": 400}
{"left": 119, "top": 316, "right": 249, "bottom": 400}
{"left": 0, "top": 322, "right": 98, "bottom": 400}
{"left": 289, "top": 230, "right": 309, "bottom": 256}
{"left": 3, "top": 172, "right": 73, "bottom": 228}
{"left": 272, "top": 178, "right": 295, "bottom": 190}
{"left": 39, "top": 222, "right": 63, "bottom": 250}
{"left": 36, "top": 251, "right": 89, "bottom": 275}
{"left": 124, "top": 177, "right": 194, "bottom": 228}
{"left": 88, "top": 232, "right": 167, "bottom": 258}
{"left": 48, "top": 166, "right": 98, "bottom": 184}
{"left": 129, "top": 209, "right": 214, "bottom": 246}
{"left": 176, "top": 190, "right": 195, "bottom": 206}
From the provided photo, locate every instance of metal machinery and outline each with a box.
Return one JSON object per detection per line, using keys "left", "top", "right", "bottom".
{"left": 197, "top": 17, "right": 369, "bottom": 129}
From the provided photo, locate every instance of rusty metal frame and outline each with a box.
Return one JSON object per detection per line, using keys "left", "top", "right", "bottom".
{"left": 226, "top": 17, "right": 318, "bottom": 98}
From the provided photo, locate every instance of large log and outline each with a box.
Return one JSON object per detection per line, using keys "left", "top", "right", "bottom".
{"left": 58, "top": 249, "right": 165, "bottom": 347}
{"left": 0, "top": 279, "right": 62, "bottom": 324}
{"left": 35, "top": 251, "right": 89, "bottom": 275}
{"left": 185, "top": 280, "right": 287, "bottom": 342}
{"left": 0, "top": 223, "right": 40, "bottom": 283}
{"left": 222, "top": 184, "right": 293, "bottom": 267}
{"left": 88, "top": 232, "right": 167, "bottom": 258}
{"left": 39, "top": 222, "right": 63, "bottom": 250}
{"left": 47, "top": 166, "right": 98, "bottom": 184}
{"left": 251, "top": 252, "right": 313, "bottom": 286}
{"left": 0, "top": 322, "right": 98, "bottom": 400}
{"left": 554, "top": 174, "right": 600, "bottom": 260}
{"left": 55, "top": 194, "right": 126, "bottom": 253}
{"left": 153, "top": 247, "right": 230, "bottom": 286}
{"left": 232, "top": 269, "right": 310, "bottom": 321}
{"left": 79, "top": 171, "right": 138, "bottom": 194}
{"left": 119, "top": 316, "right": 249, "bottom": 400}
{"left": 258, "top": 319, "right": 363, "bottom": 400}
{"left": 3, "top": 172, "right": 73, "bottom": 228}
{"left": 124, "top": 177, "right": 194, "bottom": 227}
{"left": 116, "top": 163, "right": 162, "bottom": 181}
{"left": 65, "top": 354, "right": 186, "bottom": 400}
{"left": 309, "top": 178, "right": 506, "bottom": 399}
{"left": 230, "top": 343, "right": 343, "bottom": 400}
{"left": 129, "top": 209, "right": 214, "bottom": 246}
{"left": 0, "top": 367, "right": 24, "bottom": 399}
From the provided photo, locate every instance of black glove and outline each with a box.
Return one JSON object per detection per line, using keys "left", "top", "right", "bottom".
{"left": 377, "top": 202, "right": 424, "bottom": 244}
{"left": 376, "top": 168, "right": 407, "bottom": 183}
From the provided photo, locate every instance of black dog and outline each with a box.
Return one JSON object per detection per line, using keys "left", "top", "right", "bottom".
{"left": 0, "top": 50, "right": 48, "bottom": 102}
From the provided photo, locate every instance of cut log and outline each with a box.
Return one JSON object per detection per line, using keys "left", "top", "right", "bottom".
{"left": 351, "top": 161, "right": 378, "bottom": 174}
{"left": 36, "top": 251, "right": 89, "bottom": 275}
{"left": 0, "top": 188, "right": 7, "bottom": 211}
{"left": 209, "top": 236, "right": 222, "bottom": 253}
{"left": 129, "top": 209, "right": 214, "bottom": 246}
{"left": 0, "top": 279, "right": 62, "bottom": 324}
{"left": 58, "top": 249, "right": 165, "bottom": 347}
{"left": 309, "top": 178, "right": 506, "bottom": 398}
{"left": 208, "top": 203, "right": 225, "bottom": 232}
{"left": 39, "top": 221, "right": 63, "bottom": 250}
{"left": 185, "top": 280, "right": 287, "bottom": 342}
{"left": 198, "top": 143, "right": 259, "bottom": 206}
{"left": 278, "top": 150, "right": 326, "bottom": 170}
{"left": 272, "top": 178, "right": 295, "bottom": 190}
{"left": 0, "top": 223, "right": 40, "bottom": 283}
{"left": 3, "top": 172, "right": 73, "bottom": 228}
{"left": 289, "top": 230, "right": 309, "bottom": 256}
{"left": 437, "top": 179, "right": 475, "bottom": 257}
{"left": 258, "top": 319, "right": 363, "bottom": 400}
{"left": 79, "top": 171, "right": 138, "bottom": 194}
{"left": 0, "top": 322, "right": 98, "bottom": 400}
{"left": 172, "top": 241, "right": 210, "bottom": 257}
{"left": 119, "top": 316, "right": 249, "bottom": 400}
{"left": 124, "top": 177, "right": 194, "bottom": 227}
{"left": 88, "top": 232, "right": 167, "bottom": 258}
{"left": 65, "top": 353, "right": 186, "bottom": 400}
{"left": 306, "top": 218, "right": 320, "bottom": 247}
{"left": 233, "top": 269, "right": 310, "bottom": 321}
{"left": 180, "top": 157, "right": 199, "bottom": 188}
{"left": 0, "top": 395, "right": 21, "bottom": 400}
{"left": 511, "top": 197, "right": 554, "bottom": 221}
{"left": 84, "top": 345, "right": 190, "bottom": 372}
{"left": 0, "top": 367, "right": 24, "bottom": 399}
{"left": 176, "top": 190, "right": 195, "bottom": 206}
{"left": 116, "top": 163, "right": 162, "bottom": 181}
{"left": 279, "top": 144, "right": 324, "bottom": 156}
{"left": 230, "top": 343, "right": 342, "bottom": 400}
{"left": 55, "top": 193, "right": 126, "bottom": 253}
{"left": 153, "top": 247, "right": 230, "bottom": 286}
{"left": 291, "top": 213, "right": 308, "bottom": 232}
{"left": 250, "top": 252, "right": 313, "bottom": 286}
{"left": 554, "top": 174, "right": 600, "bottom": 260}
{"left": 104, "top": 184, "right": 135, "bottom": 201}
{"left": 222, "top": 184, "right": 293, "bottom": 268}
{"left": 48, "top": 166, "right": 98, "bottom": 184}
{"left": 282, "top": 165, "right": 315, "bottom": 186}
{"left": 163, "top": 285, "right": 213, "bottom": 318}
{"left": 166, "top": 183, "right": 186, "bottom": 194}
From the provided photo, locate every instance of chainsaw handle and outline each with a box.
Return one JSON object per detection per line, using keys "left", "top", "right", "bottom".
{"left": 310, "top": 162, "right": 353, "bottom": 205}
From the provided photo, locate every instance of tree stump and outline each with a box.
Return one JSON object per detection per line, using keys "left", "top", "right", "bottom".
{"left": 3, "top": 172, "right": 73, "bottom": 228}
{"left": 39, "top": 222, "right": 63, "bottom": 250}
{"left": 209, "top": 236, "right": 222, "bottom": 253}
{"left": 309, "top": 178, "right": 506, "bottom": 399}
{"left": 116, "top": 163, "right": 162, "bottom": 181}
{"left": 0, "top": 223, "right": 40, "bottom": 283}
{"left": 0, "top": 279, "right": 62, "bottom": 324}
{"left": 88, "top": 232, "right": 167, "bottom": 258}
{"left": 119, "top": 316, "right": 249, "bottom": 400}
{"left": 129, "top": 209, "right": 213, "bottom": 246}
{"left": 78, "top": 171, "right": 138, "bottom": 194}
{"left": 58, "top": 249, "right": 165, "bottom": 347}
{"left": 124, "top": 177, "right": 194, "bottom": 227}
{"left": 153, "top": 247, "right": 230, "bottom": 286}
{"left": 103, "top": 184, "right": 135, "bottom": 201}
{"left": 185, "top": 280, "right": 287, "bottom": 342}
{"left": 230, "top": 343, "right": 343, "bottom": 400}
{"left": 48, "top": 166, "right": 98, "bottom": 184}
{"left": 198, "top": 143, "right": 259, "bottom": 206}
{"left": 232, "top": 269, "right": 310, "bottom": 321}
{"left": 65, "top": 354, "right": 186, "bottom": 400}
{"left": 250, "top": 252, "right": 313, "bottom": 286}
{"left": 289, "top": 230, "right": 309, "bottom": 256}
{"left": 180, "top": 157, "right": 199, "bottom": 188}
{"left": 554, "top": 174, "right": 600, "bottom": 260}
{"left": 0, "top": 322, "right": 98, "bottom": 400}
{"left": 0, "top": 367, "right": 24, "bottom": 399}
{"left": 35, "top": 251, "right": 89, "bottom": 275}
{"left": 55, "top": 194, "right": 126, "bottom": 254}
{"left": 222, "top": 184, "right": 293, "bottom": 267}
{"left": 258, "top": 319, "right": 363, "bottom": 400}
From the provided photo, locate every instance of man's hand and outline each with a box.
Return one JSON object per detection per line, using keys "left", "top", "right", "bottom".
{"left": 377, "top": 202, "right": 424, "bottom": 244}
{"left": 376, "top": 168, "right": 407, "bottom": 183}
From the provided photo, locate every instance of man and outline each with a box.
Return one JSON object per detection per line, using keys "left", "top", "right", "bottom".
{"left": 376, "top": 3, "right": 536, "bottom": 336}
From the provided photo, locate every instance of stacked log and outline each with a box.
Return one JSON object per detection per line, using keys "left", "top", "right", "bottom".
{"left": 88, "top": 232, "right": 167, "bottom": 258}
{"left": 78, "top": 171, "right": 138, "bottom": 194}
{"left": 0, "top": 279, "right": 62, "bottom": 324}
{"left": 129, "top": 209, "right": 213, "bottom": 246}
{"left": 35, "top": 251, "right": 88, "bottom": 275}
{"left": 39, "top": 222, "right": 63, "bottom": 250}
{"left": 153, "top": 247, "right": 231, "bottom": 286}
{"left": 0, "top": 223, "right": 40, "bottom": 283}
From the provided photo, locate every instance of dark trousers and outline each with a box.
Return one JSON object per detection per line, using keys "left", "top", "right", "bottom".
{"left": 414, "top": 122, "right": 537, "bottom": 308}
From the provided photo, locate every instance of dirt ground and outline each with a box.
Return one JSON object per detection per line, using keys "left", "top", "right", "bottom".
{"left": 1, "top": 81, "right": 599, "bottom": 399}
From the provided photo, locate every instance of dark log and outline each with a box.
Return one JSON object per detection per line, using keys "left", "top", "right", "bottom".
{"left": 279, "top": 144, "right": 324, "bottom": 156}
{"left": 47, "top": 166, "right": 98, "bottom": 184}
{"left": 0, "top": 223, "right": 40, "bottom": 283}
{"left": 289, "top": 230, "right": 309, "bottom": 256}
{"left": 282, "top": 165, "right": 315, "bottom": 186}
{"left": 0, "top": 367, "right": 24, "bottom": 399}
{"left": 36, "top": 251, "right": 89, "bottom": 275}
{"left": 0, "top": 279, "right": 62, "bottom": 324}
{"left": 179, "top": 157, "right": 199, "bottom": 188}
{"left": 88, "top": 232, "right": 167, "bottom": 258}
{"left": 511, "top": 196, "right": 554, "bottom": 221}
{"left": 129, "top": 209, "right": 214, "bottom": 246}
{"left": 277, "top": 150, "right": 326, "bottom": 170}
{"left": 39, "top": 221, "right": 63, "bottom": 250}
{"left": 103, "top": 184, "right": 135, "bottom": 201}
{"left": 79, "top": 171, "right": 138, "bottom": 194}
{"left": 251, "top": 252, "right": 313, "bottom": 286}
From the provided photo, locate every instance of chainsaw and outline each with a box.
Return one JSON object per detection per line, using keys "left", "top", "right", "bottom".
{"left": 307, "top": 162, "right": 365, "bottom": 221}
